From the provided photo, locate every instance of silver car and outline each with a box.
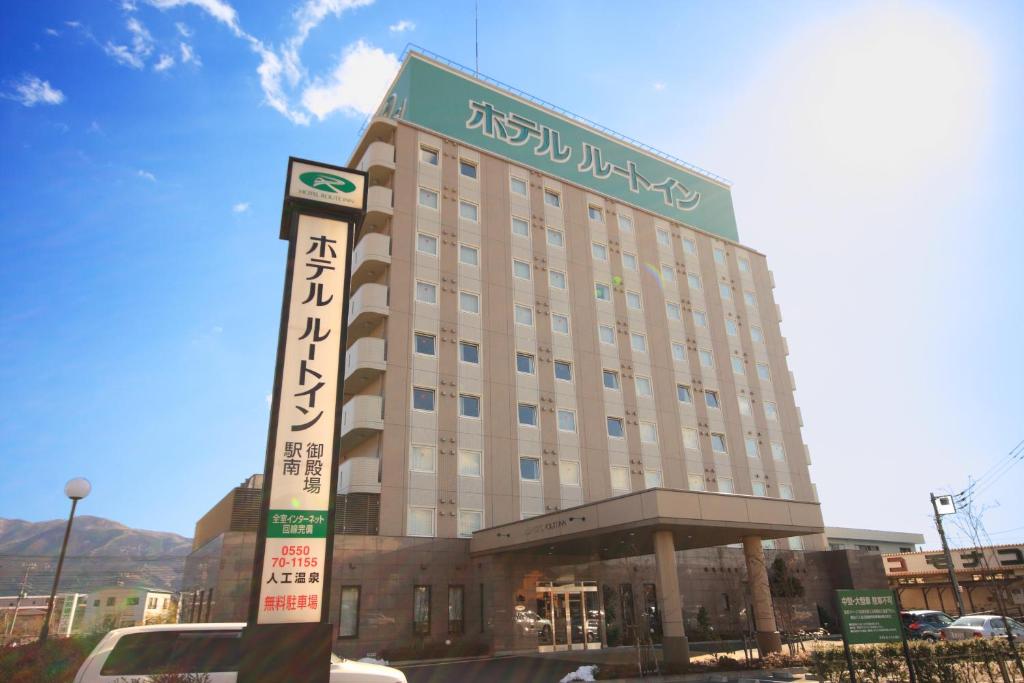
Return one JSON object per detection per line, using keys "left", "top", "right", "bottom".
{"left": 941, "top": 615, "right": 1024, "bottom": 641}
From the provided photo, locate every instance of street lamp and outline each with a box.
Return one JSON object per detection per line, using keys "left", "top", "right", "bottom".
{"left": 39, "top": 477, "right": 91, "bottom": 643}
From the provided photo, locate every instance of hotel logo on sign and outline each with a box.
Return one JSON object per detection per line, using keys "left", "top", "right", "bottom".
{"left": 287, "top": 160, "right": 365, "bottom": 212}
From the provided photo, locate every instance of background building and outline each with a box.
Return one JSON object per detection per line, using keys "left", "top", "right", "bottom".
{"left": 0, "top": 593, "right": 85, "bottom": 644}
{"left": 82, "top": 586, "right": 176, "bottom": 631}
{"left": 825, "top": 527, "right": 924, "bottom": 554}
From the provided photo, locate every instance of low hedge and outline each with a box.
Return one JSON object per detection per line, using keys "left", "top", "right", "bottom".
{"left": 810, "top": 639, "right": 1024, "bottom": 683}
{"left": 0, "top": 635, "right": 103, "bottom": 683}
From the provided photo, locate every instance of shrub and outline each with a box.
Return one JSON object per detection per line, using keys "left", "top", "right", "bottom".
{"left": 0, "top": 635, "right": 103, "bottom": 683}
{"left": 809, "top": 639, "right": 1024, "bottom": 683}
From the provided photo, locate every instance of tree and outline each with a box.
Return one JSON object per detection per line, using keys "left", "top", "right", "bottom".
{"left": 768, "top": 557, "right": 805, "bottom": 654}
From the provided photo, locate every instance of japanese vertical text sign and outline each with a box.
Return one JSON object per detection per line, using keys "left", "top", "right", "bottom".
{"left": 251, "top": 158, "right": 365, "bottom": 626}
{"left": 836, "top": 589, "right": 903, "bottom": 645}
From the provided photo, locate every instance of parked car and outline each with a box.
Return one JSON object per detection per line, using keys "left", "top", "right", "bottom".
{"left": 900, "top": 610, "right": 954, "bottom": 640}
{"left": 73, "top": 622, "right": 407, "bottom": 682}
{"left": 940, "top": 615, "right": 1024, "bottom": 641}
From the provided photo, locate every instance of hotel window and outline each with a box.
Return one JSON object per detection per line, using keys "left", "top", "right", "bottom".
{"left": 412, "top": 387, "right": 435, "bottom": 412}
{"left": 459, "top": 394, "right": 481, "bottom": 419}
{"left": 610, "top": 466, "right": 630, "bottom": 490}
{"left": 630, "top": 333, "right": 647, "bottom": 353}
{"left": 518, "top": 403, "right": 538, "bottom": 427}
{"left": 639, "top": 421, "right": 658, "bottom": 443}
{"left": 338, "top": 586, "right": 360, "bottom": 638}
{"left": 458, "top": 510, "right": 483, "bottom": 538}
{"left": 677, "top": 384, "right": 692, "bottom": 403}
{"left": 448, "top": 585, "right": 465, "bottom": 634}
{"left": 738, "top": 396, "right": 752, "bottom": 416}
{"left": 519, "top": 456, "right": 541, "bottom": 480}
{"left": 752, "top": 481, "right": 767, "bottom": 497}
{"left": 410, "top": 444, "right": 436, "bottom": 473}
{"left": 415, "top": 281, "right": 437, "bottom": 304}
{"left": 617, "top": 214, "right": 633, "bottom": 232}
{"left": 459, "top": 201, "right": 479, "bottom": 222}
{"left": 656, "top": 228, "right": 670, "bottom": 246}
{"left": 687, "top": 273, "right": 702, "bottom": 290}
{"left": 713, "top": 247, "right": 726, "bottom": 265}
{"left": 731, "top": 356, "right": 745, "bottom": 375}
{"left": 719, "top": 283, "right": 732, "bottom": 300}
{"left": 588, "top": 205, "right": 603, "bottom": 222}
{"left": 602, "top": 369, "right": 620, "bottom": 390}
{"left": 546, "top": 228, "right": 565, "bottom": 247}
{"left": 682, "top": 427, "right": 699, "bottom": 450}
{"left": 704, "top": 390, "right": 720, "bottom": 409}
{"left": 745, "top": 437, "right": 759, "bottom": 459}
{"left": 549, "top": 270, "right": 567, "bottom": 290}
{"left": 560, "top": 460, "right": 581, "bottom": 485}
{"left": 622, "top": 252, "right": 638, "bottom": 271}
{"left": 751, "top": 325, "right": 764, "bottom": 343}
{"left": 413, "top": 585, "right": 432, "bottom": 633}
{"left": 779, "top": 483, "right": 794, "bottom": 500}
{"left": 771, "top": 442, "right": 787, "bottom": 462}
{"left": 744, "top": 290, "right": 757, "bottom": 307}
{"left": 688, "top": 474, "right": 705, "bottom": 491}
{"left": 710, "top": 433, "right": 727, "bottom": 453}
{"left": 514, "top": 304, "right": 534, "bottom": 326}
{"left": 418, "top": 187, "right": 439, "bottom": 209}
{"left": 459, "top": 291, "right": 480, "bottom": 314}
{"left": 598, "top": 324, "right": 615, "bottom": 345}
{"left": 756, "top": 363, "right": 771, "bottom": 381}
{"left": 516, "top": 352, "right": 535, "bottom": 374}
{"left": 592, "top": 242, "right": 608, "bottom": 261}
{"left": 459, "top": 244, "right": 479, "bottom": 266}
{"left": 693, "top": 310, "right": 708, "bottom": 327}
{"left": 644, "top": 470, "right": 663, "bottom": 488}
{"left": 459, "top": 341, "right": 480, "bottom": 364}
{"left": 764, "top": 401, "right": 779, "bottom": 421}
{"left": 414, "top": 332, "right": 436, "bottom": 356}
{"left": 409, "top": 509, "right": 435, "bottom": 538}
{"left": 544, "top": 189, "right": 561, "bottom": 207}
{"left": 554, "top": 360, "right": 573, "bottom": 382}
{"left": 789, "top": 536, "right": 803, "bottom": 550}
{"left": 557, "top": 409, "right": 577, "bottom": 432}
{"left": 459, "top": 159, "right": 477, "bottom": 178}
{"left": 739, "top": 257, "right": 751, "bottom": 273}
{"left": 511, "top": 216, "right": 530, "bottom": 237}
{"left": 512, "top": 259, "right": 531, "bottom": 280}
{"left": 725, "top": 319, "right": 738, "bottom": 336}
{"left": 552, "top": 313, "right": 570, "bottom": 334}
{"left": 761, "top": 538, "right": 775, "bottom": 549}
{"left": 606, "top": 416, "right": 625, "bottom": 438}
{"left": 510, "top": 176, "right": 528, "bottom": 196}
{"left": 718, "top": 477, "right": 735, "bottom": 494}
{"left": 671, "top": 342, "right": 686, "bottom": 362}
{"left": 458, "top": 450, "right": 482, "bottom": 477}
{"left": 595, "top": 282, "right": 611, "bottom": 301}
{"left": 416, "top": 232, "right": 438, "bottom": 256}
{"left": 626, "top": 291, "right": 642, "bottom": 310}
{"left": 683, "top": 237, "right": 697, "bottom": 254}
{"left": 635, "top": 376, "right": 653, "bottom": 397}
{"left": 698, "top": 349, "right": 714, "bottom": 368}
{"left": 420, "top": 146, "right": 439, "bottom": 165}
{"left": 661, "top": 264, "right": 675, "bottom": 282}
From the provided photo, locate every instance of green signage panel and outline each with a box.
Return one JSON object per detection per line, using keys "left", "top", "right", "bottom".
{"left": 378, "top": 53, "right": 738, "bottom": 241}
{"left": 837, "top": 589, "right": 903, "bottom": 645}
{"left": 267, "top": 509, "right": 329, "bottom": 539}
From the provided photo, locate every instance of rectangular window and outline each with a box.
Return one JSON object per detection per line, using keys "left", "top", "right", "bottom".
{"left": 687, "top": 273, "right": 702, "bottom": 290}
{"left": 588, "top": 205, "right": 603, "bottom": 221}
{"left": 602, "top": 369, "right": 620, "bottom": 390}
{"left": 338, "top": 586, "right": 360, "bottom": 638}
{"left": 710, "top": 433, "right": 727, "bottom": 453}
{"left": 410, "top": 444, "right": 436, "bottom": 472}
{"left": 635, "top": 376, "right": 653, "bottom": 397}
{"left": 682, "top": 427, "right": 699, "bottom": 450}
{"left": 639, "top": 421, "right": 658, "bottom": 443}
{"left": 713, "top": 247, "right": 726, "bottom": 265}
{"left": 764, "top": 401, "right": 779, "bottom": 421}
{"left": 518, "top": 403, "right": 538, "bottom": 427}
{"left": 459, "top": 341, "right": 479, "bottom": 364}
{"left": 559, "top": 460, "right": 581, "bottom": 485}
{"left": 511, "top": 216, "right": 530, "bottom": 237}
{"left": 415, "top": 281, "right": 437, "bottom": 304}
{"left": 751, "top": 326, "right": 765, "bottom": 343}
{"left": 671, "top": 342, "right": 686, "bottom": 362}
{"left": 688, "top": 474, "right": 705, "bottom": 491}
{"left": 656, "top": 228, "right": 670, "bottom": 246}
{"left": 719, "top": 283, "right": 732, "bottom": 300}
{"left": 779, "top": 483, "right": 794, "bottom": 500}
{"left": 789, "top": 536, "right": 803, "bottom": 550}
{"left": 458, "top": 450, "right": 482, "bottom": 477}
{"left": 666, "top": 302, "right": 682, "bottom": 321}
{"left": 459, "top": 159, "right": 477, "bottom": 178}
{"left": 514, "top": 304, "right": 534, "bottom": 326}
{"left": 771, "top": 442, "right": 786, "bottom": 462}
{"left": 745, "top": 437, "right": 759, "bottom": 459}
{"left": 510, "top": 176, "right": 528, "bottom": 196}
{"left": 630, "top": 333, "right": 647, "bottom": 353}
{"left": 592, "top": 242, "right": 608, "bottom": 261}
{"left": 409, "top": 508, "right": 435, "bottom": 538}
{"left": 661, "top": 264, "right": 675, "bottom": 282}
{"left": 544, "top": 189, "right": 561, "bottom": 207}
{"left": 731, "top": 356, "right": 745, "bottom": 375}
{"left": 459, "top": 291, "right": 480, "bottom": 314}
{"left": 626, "top": 291, "right": 642, "bottom": 310}
{"left": 418, "top": 187, "right": 439, "bottom": 209}
{"left": 420, "top": 146, "right": 439, "bottom": 165}
{"left": 610, "top": 466, "right": 630, "bottom": 490}
{"left": 557, "top": 409, "right": 577, "bottom": 432}
{"left": 725, "top": 319, "right": 738, "bottom": 336}
{"left": 512, "top": 259, "right": 532, "bottom": 279}
{"left": 607, "top": 416, "right": 625, "bottom": 438}
{"left": 744, "top": 291, "right": 757, "bottom": 307}
{"left": 595, "top": 282, "right": 611, "bottom": 301}
{"left": 459, "top": 244, "right": 479, "bottom": 266}
{"left": 599, "top": 324, "right": 615, "bottom": 345}
{"left": 554, "top": 360, "right": 573, "bottom": 381}
{"left": 738, "top": 396, "right": 752, "bottom": 416}
{"left": 704, "top": 390, "right": 720, "bottom": 409}
{"left": 739, "top": 257, "right": 751, "bottom": 273}
{"left": 718, "top": 477, "right": 735, "bottom": 494}
{"left": 552, "top": 313, "right": 570, "bottom": 334}
{"left": 693, "top": 310, "right": 708, "bottom": 327}
{"left": 414, "top": 332, "right": 436, "bottom": 356}
{"left": 756, "top": 363, "right": 771, "bottom": 381}
{"left": 683, "top": 237, "right": 697, "bottom": 254}
{"left": 459, "top": 394, "right": 481, "bottom": 418}
{"left": 623, "top": 252, "right": 638, "bottom": 270}
{"left": 549, "top": 270, "right": 567, "bottom": 289}
{"left": 519, "top": 456, "right": 541, "bottom": 480}
{"left": 413, "top": 585, "right": 431, "bottom": 634}
{"left": 459, "top": 201, "right": 479, "bottom": 222}
{"left": 752, "top": 481, "right": 767, "bottom": 497}
{"left": 458, "top": 510, "right": 483, "bottom": 537}
{"left": 412, "top": 387, "right": 435, "bottom": 412}
{"left": 698, "top": 349, "right": 714, "bottom": 368}
{"left": 617, "top": 214, "right": 633, "bottom": 232}
{"left": 677, "top": 384, "right": 692, "bottom": 403}
{"left": 516, "top": 352, "right": 535, "bottom": 374}
{"left": 416, "top": 232, "right": 438, "bottom": 256}
{"left": 762, "top": 538, "right": 776, "bottom": 549}
{"left": 448, "top": 586, "right": 465, "bottom": 634}
{"left": 644, "top": 470, "right": 663, "bottom": 488}
{"left": 546, "top": 228, "right": 564, "bottom": 247}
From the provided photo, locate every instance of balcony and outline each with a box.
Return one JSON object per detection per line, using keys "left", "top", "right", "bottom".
{"left": 362, "top": 186, "right": 393, "bottom": 234}
{"left": 356, "top": 141, "right": 395, "bottom": 186}
{"left": 340, "top": 395, "right": 384, "bottom": 450}
{"left": 347, "top": 283, "right": 389, "bottom": 343}
{"left": 350, "top": 233, "right": 391, "bottom": 291}
{"left": 344, "top": 337, "right": 385, "bottom": 396}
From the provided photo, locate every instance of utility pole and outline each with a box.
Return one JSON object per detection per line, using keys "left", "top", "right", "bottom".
{"left": 930, "top": 493, "right": 965, "bottom": 616}
{"left": 4, "top": 564, "right": 34, "bottom": 644}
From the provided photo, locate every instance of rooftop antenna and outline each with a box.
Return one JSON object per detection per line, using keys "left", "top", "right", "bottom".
{"left": 474, "top": 0, "right": 479, "bottom": 74}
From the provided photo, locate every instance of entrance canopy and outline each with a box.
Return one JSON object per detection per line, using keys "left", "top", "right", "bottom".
{"left": 470, "top": 488, "right": 824, "bottom": 560}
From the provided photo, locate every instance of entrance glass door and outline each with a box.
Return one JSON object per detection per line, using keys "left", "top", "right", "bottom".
{"left": 536, "top": 581, "right": 603, "bottom": 652}
{"left": 552, "top": 593, "right": 568, "bottom": 647}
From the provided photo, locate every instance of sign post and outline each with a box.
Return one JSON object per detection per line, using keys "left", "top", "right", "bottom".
{"left": 836, "top": 589, "right": 916, "bottom": 683}
{"left": 238, "top": 158, "right": 366, "bottom": 683}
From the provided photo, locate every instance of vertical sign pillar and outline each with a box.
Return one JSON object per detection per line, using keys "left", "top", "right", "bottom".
{"left": 238, "top": 158, "right": 366, "bottom": 683}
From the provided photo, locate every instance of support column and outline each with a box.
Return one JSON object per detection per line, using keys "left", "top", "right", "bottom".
{"left": 653, "top": 530, "right": 689, "bottom": 666}
{"left": 742, "top": 535, "right": 782, "bottom": 655}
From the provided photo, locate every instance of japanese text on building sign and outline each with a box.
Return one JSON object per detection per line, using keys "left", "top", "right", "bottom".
{"left": 836, "top": 589, "right": 902, "bottom": 645}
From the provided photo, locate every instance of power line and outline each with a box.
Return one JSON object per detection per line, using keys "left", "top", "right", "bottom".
{"left": 953, "top": 438, "right": 1024, "bottom": 503}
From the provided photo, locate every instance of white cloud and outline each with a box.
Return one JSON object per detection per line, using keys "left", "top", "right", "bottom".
{"left": 122, "top": 0, "right": 138, "bottom": 10}
{"left": 154, "top": 53, "right": 175, "bottom": 71}
{"left": 45, "top": 28, "right": 60, "bottom": 36}
{"left": 652, "top": 81, "right": 666, "bottom": 92}
{"left": 302, "top": 40, "right": 400, "bottom": 120}
{"left": 4, "top": 75, "right": 65, "bottom": 107}
{"left": 148, "top": 0, "right": 245, "bottom": 37}
{"left": 232, "top": 202, "right": 250, "bottom": 213}
{"left": 105, "top": 17, "right": 154, "bottom": 68}
{"left": 104, "top": 42, "right": 144, "bottom": 68}
{"left": 88, "top": 120, "right": 103, "bottom": 134}
{"left": 175, "top": 21, "right": 192, "bottom": 37}
{"left": 388, "top": 19, "right": 415, "bottom": 33}
{"left": 137, "top": 169, "right": 157, "bottom": 181}
{"left": 65, "top": 20, "right": 81, "bottom": 28}
{"left": 180, "top": 42, "right": 201, "bottom": 65}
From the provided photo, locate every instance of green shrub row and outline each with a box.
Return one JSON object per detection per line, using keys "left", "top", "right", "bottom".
{"left": 810, "top": 639, "right": 1024, "bottom": 683}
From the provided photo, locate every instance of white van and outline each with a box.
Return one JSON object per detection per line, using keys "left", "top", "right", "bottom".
{"left": 73, "top": 623, "right": 406, "bottom": 683}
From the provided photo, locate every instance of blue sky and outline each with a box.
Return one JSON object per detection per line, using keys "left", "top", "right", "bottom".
{"left": 1, "top": 0, "right": 1021, "bottom": 549}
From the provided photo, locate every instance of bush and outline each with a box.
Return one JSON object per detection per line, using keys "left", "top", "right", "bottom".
{"left": 0, "top": 635, "right": 103, "bottom": 683}
{"left": 809, "top": 639, "right": 1024, "bottom": 683}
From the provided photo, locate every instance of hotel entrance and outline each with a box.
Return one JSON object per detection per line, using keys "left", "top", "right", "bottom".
{"left": 535, "top": 581, "right": 603, "bottom": 652}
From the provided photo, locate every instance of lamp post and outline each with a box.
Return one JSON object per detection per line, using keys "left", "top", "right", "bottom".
{"left": 38, "top": 477, "right": 90, "bottom": 643}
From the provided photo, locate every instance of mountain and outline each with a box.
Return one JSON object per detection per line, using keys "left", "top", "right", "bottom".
{"left": 0, "top": 516, "right": 192, "bottom": 595}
